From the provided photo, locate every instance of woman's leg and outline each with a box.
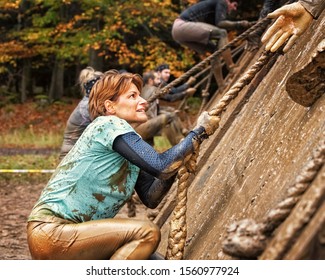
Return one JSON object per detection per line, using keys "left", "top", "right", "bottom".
{"left": 27, "top": 218, "right": 160, "bottom": 260}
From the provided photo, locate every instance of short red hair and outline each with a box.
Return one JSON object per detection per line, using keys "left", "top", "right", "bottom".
{"left": 89, "top": 70, "right": 143, "bottom": 120}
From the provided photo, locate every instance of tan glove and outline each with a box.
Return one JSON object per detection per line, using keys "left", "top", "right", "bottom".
{"left": 185, "top": 87, "right": 196, "bottom": 96}
{"left": 261, "top": 2, "right": 313, "bottom": 53}
{"left": 186, "top": 76, "right": 196, "bottom": 86}
{"left": 195, "top": 111, "right": 219, "bottom": 136}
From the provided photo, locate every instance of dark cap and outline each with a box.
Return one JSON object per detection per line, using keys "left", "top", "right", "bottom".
{"left": 155, "top": 63, "right": 170, "bottom": 72}
{"left": 84, "top": 77, "right": 101, "bottom": 97}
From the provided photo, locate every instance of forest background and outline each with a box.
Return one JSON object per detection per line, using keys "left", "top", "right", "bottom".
{"left": 0, "top": 0, "right": 263, "bottom": 104}
{"left": 0, "top": 0, "right": 263, "bottom": 184}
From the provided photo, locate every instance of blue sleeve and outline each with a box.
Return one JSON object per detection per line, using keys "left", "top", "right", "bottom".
{"left": 112, "top": 128, "right": 207, "bottom": 179}
{"left": 161, "top": 91, "right": 186, "bottom": 102}
{"left": 134, "top": 170, "right": 176, "bottom": 208}
{"left": 169, "top": 83, "right": 189, "bottom": 95}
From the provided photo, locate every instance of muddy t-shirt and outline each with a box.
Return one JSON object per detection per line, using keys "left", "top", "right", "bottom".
{"left": 28, "top": 116, "right": 140, "bottom": 223}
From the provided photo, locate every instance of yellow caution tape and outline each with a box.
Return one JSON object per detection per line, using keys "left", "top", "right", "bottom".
{"left": 0, "top": 169, "right": 55, "bottom": 173}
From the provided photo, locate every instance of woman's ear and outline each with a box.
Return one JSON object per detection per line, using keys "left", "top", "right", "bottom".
{"left": 104, "top": 100, "right": 116, "bottom": 115}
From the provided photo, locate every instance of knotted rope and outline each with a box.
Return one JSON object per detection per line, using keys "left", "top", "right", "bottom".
{"left": 166, "top": 50, "right": 274, "bottom": 259}
{"left": 126, "top": 194, "right": 137, "bottom": 217}
{"left": 222, "top": 138, "right": 325, "bottom": 258}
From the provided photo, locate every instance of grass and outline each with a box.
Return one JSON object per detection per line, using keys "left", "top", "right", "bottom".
{"left": 0, "top": 128, "right": 64, "bottom": 149}
{"left": 1, "top": 153, "right": 60, "bottom": 169}
{"left": 0, "top": 153, "right": 60, "bottom": 186}
{"left": 0, "top": 127, "right": 62, "bottom": 186}
{"left": 154, "top": 136, "right": 172, "bottom": 152}
{"left": 186, "top": 96, "right": 202, "bottom": 114}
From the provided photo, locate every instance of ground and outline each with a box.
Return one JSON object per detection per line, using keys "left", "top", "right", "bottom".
{"left": 0, "top": 182, "right": 46, "bottom": 259}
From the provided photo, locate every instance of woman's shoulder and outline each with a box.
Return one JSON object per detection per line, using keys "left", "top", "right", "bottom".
{"left": 91, "top": 116, "right": 134, "bottom": 132}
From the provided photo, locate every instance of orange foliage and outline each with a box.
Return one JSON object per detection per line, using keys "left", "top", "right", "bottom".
{"left": 0, "top": 41, "right": 35, "bottom": 62}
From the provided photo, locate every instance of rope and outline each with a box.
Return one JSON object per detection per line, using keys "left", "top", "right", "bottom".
{"left": 194, "top": 65, "right": 211, "bottom": 79}
{"left": 197, "top": 43, "right": 245, "bottom": 114}
{"left": 198, "top": 71, "right": 214, "bottom": 115}
{"left": 126, "top": 195, "right": 137, "bottom": 218}
{"left": 166, "top": 50, "right": 274, "bottom": 260}
{"left": 147, "top": 17, "right": 271, "bottom": 104}
{"left": 166, "top": 147, "right": 199, "bottom": 260}
{"left": 177, "top": 71, "right": 212, "bottom": 111}
{"left": 222, "top": 138, "right": 325, "bottom": 258}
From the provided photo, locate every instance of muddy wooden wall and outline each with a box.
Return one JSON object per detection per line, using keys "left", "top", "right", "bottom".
{"left": 156, "top": 11, "right": 324, "bottom": 259}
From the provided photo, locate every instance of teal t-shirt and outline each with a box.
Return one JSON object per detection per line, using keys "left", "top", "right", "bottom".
{"left": 29, "top": 116, "right": 140, "bottom": 223}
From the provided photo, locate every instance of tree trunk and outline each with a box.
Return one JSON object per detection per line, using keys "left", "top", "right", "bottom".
{"left": 48, "top": 58, "right": 64, "bottom": 101}
{"left": 21, "top": 59, "right": 32, "bottom": 103}
{"left": 89, "top": 48, "right": 104, "bottom": 72}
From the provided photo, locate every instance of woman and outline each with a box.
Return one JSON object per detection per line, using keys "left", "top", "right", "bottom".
{"left": 59, "top": 67, "right": 104, "bottom": 160}
{"left": 27, "top": 70, "right": 218, "bottom": 260}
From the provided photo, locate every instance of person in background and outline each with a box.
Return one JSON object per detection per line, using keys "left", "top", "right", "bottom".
{"left": 134, "top": 70, "right": 176, "bottom": 145}
{"left": 261, "top": 0, "right": 325, "bottom": 52}
{"left": 135, "top": 70, "right": 194, "bottom": 146}
{"left": 155, "top": 63, "right": 196, "bottom": 96}
{"left": 154, "top": 65, "right": 196, "bottom": 144}
{"left": 171, "top": 0, "right": 251, "bottom": 90}
{"left": 27, "top": 70, "right": 219, "bottom": 260}
{"left": 59, "top": 67, "right": 104, "bottom": 160}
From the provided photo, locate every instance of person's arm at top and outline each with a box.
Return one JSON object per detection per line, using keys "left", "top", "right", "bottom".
{"left": 261, "top": 1, "right": 324, "bottom": 52}
{"left": 259, "top": 0, "right": 282, "bottom": 19}
{"left": 299, "top": 0, "right": 325, "bottom": 18}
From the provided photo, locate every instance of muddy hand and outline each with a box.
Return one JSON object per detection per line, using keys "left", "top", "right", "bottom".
{"left": 186, "top": 88, "right": 196, "bottom": 96}
{"left": 261, "top": 2, "right": 313, "bottom": 53}
{"left": 186, "top": 76, "right": 196, "bottom": 86}
{"left": 195, "top": 111, "right": 219, "bottom": 136}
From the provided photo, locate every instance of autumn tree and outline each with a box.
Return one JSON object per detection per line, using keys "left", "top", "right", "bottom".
{"left": 0, "top": 0, "right": 262, "bottom": 104}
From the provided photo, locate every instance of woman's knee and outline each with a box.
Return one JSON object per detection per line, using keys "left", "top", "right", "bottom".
{"left": 27, "top": 222, "right": 51, "bottom": 259}
{"left": 142, "top": 220, "right": 161, "bottom": 246}
{"left": 210, "top": 28, "right": 227, "bottom": 40}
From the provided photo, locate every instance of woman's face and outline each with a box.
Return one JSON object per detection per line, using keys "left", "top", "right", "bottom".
{"left": 111, "top": 83, "right": 148, "bottom": 124}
